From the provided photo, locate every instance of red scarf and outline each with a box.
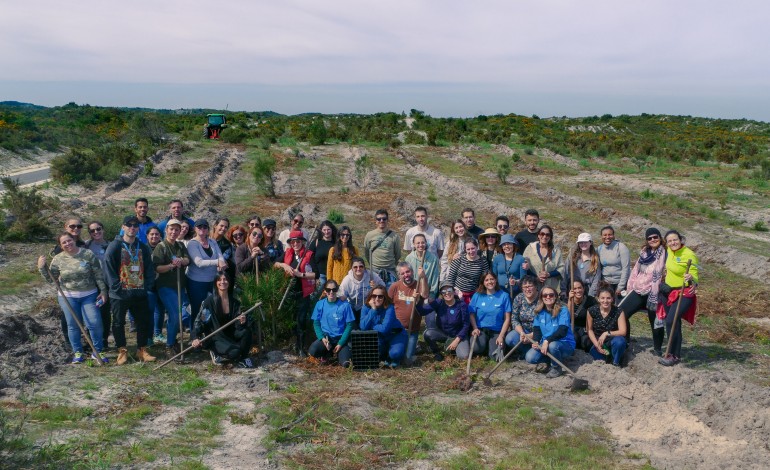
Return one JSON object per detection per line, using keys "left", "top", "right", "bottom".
{"left": 656, "top": 286, "right": 697, "bottom": 325}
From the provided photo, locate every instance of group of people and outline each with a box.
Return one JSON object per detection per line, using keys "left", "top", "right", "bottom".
{"left": 38, "top": 199, "right": 699, "bottom": 375}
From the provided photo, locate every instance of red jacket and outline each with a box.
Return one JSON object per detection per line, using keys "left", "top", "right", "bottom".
{"left": 284, "top": 247, "right": 315, "bottom": 298}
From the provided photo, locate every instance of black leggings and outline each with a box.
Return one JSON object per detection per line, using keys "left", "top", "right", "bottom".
{"left": 665, "top": 295, "right": 693, "bottom": 358}
{"left": 617, "top": 291, "right": 664, "bottom": 353}
{"left": 211, "top": 327, "right": 252, "bottom": 362}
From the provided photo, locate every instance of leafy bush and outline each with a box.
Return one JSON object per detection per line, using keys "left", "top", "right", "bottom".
{"left": 309, "top": 120, "right": 327, "bottom": 145}
{"left": 222, "top": 128, "right": 248, "bottom": 144}
{"left": 0, "top": 177, "right": 56, "bottom": 241}
{"left": 327, "top": 209, "right": 345, "bottom": 224}
{"left": 403, "top": 131, "right": 426, "bottom": 145}
{"left": 753, "top": 221, "right": 768, "bottom": 232}
{"left": 252, "top": 150, "right": 276, "bottom": 197}
{"left": 237, "top": 268, "right": 296, "bottom": 347}
{"left": 50, "top": 148, "right": 100, "bottom": 184}
{"left": 497, "top": 161, "right": 511, "bottom": 184}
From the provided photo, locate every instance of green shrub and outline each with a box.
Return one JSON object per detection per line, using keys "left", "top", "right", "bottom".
{"left": 327, "top": 209, "right": 345, "bottom": 224}
{"left": 309, "top": 120, "right": 327, "bottom": 145}
{"left": 253, "top": 151, "right": 276, "bottom": 197}
{"left": 237, "top": 268, "right": 296, "bottom": 347}
{"left": 753, "top": 221, "right": 768, "bottom": 232}
{"left": 389, "top": 138, "right": 402, "bottom": 149}
{"left": 524, "top": 147, "right": 534, "bottom": 155}
{"left": 497, "top": 161, "right": 511, "bottom": 184}
{"left": 403, "top": 131, "right": 426, "bottom": 145}
{"left": 0, "top": 177, "right": 56, "bottom": 241}
{"left": 50, "top": 148, "right": 100, "bottom": 184}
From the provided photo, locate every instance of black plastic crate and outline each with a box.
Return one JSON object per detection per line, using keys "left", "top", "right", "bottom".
{"left": 350, "top": 330, "right": 380, "bottom": 370}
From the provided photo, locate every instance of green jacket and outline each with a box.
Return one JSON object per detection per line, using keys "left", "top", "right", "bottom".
{"left": 40, "top": 248, "right": 106, "bottom": 295}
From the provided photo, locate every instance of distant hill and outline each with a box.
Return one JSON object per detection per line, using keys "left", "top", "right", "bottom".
{"left": 0, "top": 101, "right": 46, "bottom": 110}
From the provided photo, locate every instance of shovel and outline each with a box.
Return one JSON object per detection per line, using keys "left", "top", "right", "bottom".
{"left": 454, "top": 335, "right": 477, "bottom": 391}
{"left": 482, "top": 339, "right": 524, "bottom": 386}
{"left": 660, "top": 259, "right": 693, "bottom": 364}
{"left": 545, "top": 351, "right": 589, "bottom": 391}
{"left": 154, "top": 301, "right": 262, "bottom": 370}
{"left": 176, "top": 267, "right": 185, "bottom": 363}
{"left": 43, "top": 264, "right": 105, "bottom": 366}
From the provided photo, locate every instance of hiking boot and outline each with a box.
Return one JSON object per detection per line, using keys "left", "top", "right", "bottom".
{"left": 652, "top": 348, "right": 662, "bottom": 357}
{"left": 91, "top": 352, "right": 109, "bottom": 364}
{"left": 658, "top": 354, "right": 680, "bottom": 367}
{"left": 72, "top": 352, "right": 85, "bottom": 364}
{"left": 546, "top": 367, "right": 563, "bottom": 378}
{"left": 235, "top": 358, "right": 255, "bottom": 369}
{"left": 117, "top": 347, "right": 128, "bottom": 365}
{"left": 153, "top": 334, "right": 166, "bottom": 345}
{"left": 137, "top": 347, "right": 157, "bottom": 362}
{"left": 535, "top": 363, "right": 551, "bottom": 374}
{"left": 210, "top": 350, "right": 224, "bottom": 366}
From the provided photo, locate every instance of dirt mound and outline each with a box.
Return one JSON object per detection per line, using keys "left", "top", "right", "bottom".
{"left": 341, "top": 146, "right": 381, "bottom": 190}
{"left": 0, "top": 306, "right": 68, "bottom": 395}
{"left": 182, "top": 147, "right": 245, "bottom": 220}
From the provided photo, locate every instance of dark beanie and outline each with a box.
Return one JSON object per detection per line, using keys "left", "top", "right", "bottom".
{"left": 645, "top": 227, "right": 662, "bottom": 239}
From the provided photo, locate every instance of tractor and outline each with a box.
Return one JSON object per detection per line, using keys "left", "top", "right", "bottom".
{"left": 203, "top": 113, "right": 227, "bottom": 139}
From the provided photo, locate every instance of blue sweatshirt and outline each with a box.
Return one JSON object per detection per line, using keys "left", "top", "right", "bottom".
{"left": 469, "top": 289, "right": 511, "bottom": 332}
{"left": 490, "top": 253, "right": 527, "bottom": 295}
{"left": 533, "top": 306, "right": 576, "bottom": 348}
{"left": 417, "top": 298, "right": 471, "bottom": 340}
{"left": 360, "top": 305, "right": 403, "bottom": 335}
{"left": 312, "top": 299, "right": 355, "bottom": 343}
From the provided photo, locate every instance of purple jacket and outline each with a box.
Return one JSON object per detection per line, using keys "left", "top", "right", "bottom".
{"left": 417, "top": 298, "right": 471, "bottom": 340}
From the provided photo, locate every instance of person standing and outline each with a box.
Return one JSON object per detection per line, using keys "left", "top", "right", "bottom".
{"left": 157, "top": 199, "right": 195, "bottom": 237}
{"left": 278, "top": 213, "right": 310, "bottom": 249}
{"left": 309, "top": 220, "right": 338, "bottom": 289}
{"left": 120, "top": 198, "right": 158, "bottom": 246}
{"left": 186, "top": 219, "right": 227, "bottom": 332}
{"left": 514, "top": 209, "right": 540, "bottom": 255}
{"left": 284, "top": 230, "right": 318, "bottom": 357}
{"left": 388, "top": 262, "right": 428, "bottom": 364}
{"left": 151, "top": 219, "right": 190, "bottom": 358}
{"left": 495, "top": 215, "right": 511, "bottom": 235}
{"left": 363, "top": 209, "right": 401, "bottom": 285}
{"left": 327, "top": 226, "right": 359, "bottom": 285}
{"left": 562, "top": 232, "right": 601, "bottom": 298}
{"left": 523, "top": 224, "right": 564, "bottom": 293}
{"left": 462, "top": 208, "right": 484, "bottom": 239}
{"left": 85, "top": 220, "right": 111, "bottom": 348}
{"left": 491, "top": 234, "right": 528, "bottom": 300}
{"left": 338, "top": 257, "right": 384, "bottom": 328}
{"left": 403, "top": 206, "right": 444, "bottom": 259}
{"left": 104, "top": 215, "right": 156, "bottom": 364}
{"left": 51, "top": 217, "right": 86, "bottom": 255}
{"left": 405, "top": 234, "right": 440, "bottom": 300}
{"left": 596, "top": 226, "right": 631, "bottom": 297}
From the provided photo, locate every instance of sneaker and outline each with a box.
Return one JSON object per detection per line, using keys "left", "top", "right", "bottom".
{"left": 546, "top": 367, "right": 563, "bottom": 378}
{"left": 433, "top": 353, "right": 445, "bottom": 362}
{"left": 210, "top": 350, "right": 224, "bottom": 365}
{"left": 388, "top": 361, "right": 399, "bottom": 369}
{"left": 91, "top": 352, "right": 109, "bottom": 364}
{"left": 153, "top": 334, "right": 166, "bottom": 345}
{"left": 72, "top": 352, "right": 85, "bottom": 364}
{"left": 659, "top": 354, "right": 680, "bottom": 367}
{"left": 235, "top": 358, "right": 255, "bottom": 369}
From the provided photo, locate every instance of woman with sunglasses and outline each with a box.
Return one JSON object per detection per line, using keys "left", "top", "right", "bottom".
{"left": 447, "top": 238, "right": 487, "bottom": 304}
{"left": 440, "top": 219, "right": 469, "bottom": 282}
{"left": 191, "top": 273, "right": 253, "bottom": 368}
{"left": 491, "top": 234, "right": 528, "bottom": 301}
{"left": 360, "top": 286, "right": 407, "bottom": 368}
{"left": 151, "top": 219, "right": 190, "bottom": 358}
{"left": 308, "top": 280, "right": 356, "bottom": 366}
{"left": 235, "top": 225, "right": 272, "bottom": 276}
{"left": 617, "top": 228, "right": 667, "bottom": 355}
{"left": 526, "top": 286, "right": 576, "bottom": 378}
{"left": 85, "top": 220, "right": 111, "bottom": 348}
{"left": 562, "top": 232, "right": 601, "bottom": 298}
{"left": 587, "top": 286, "right": 628, "bottom": 367}
{"left": 339, "top": 257, "right": 384, "bottom": 328}
{"left": 469, "top": 272, "right": 512, "bottom": 360}
{"left": 327, "top": 226, "right": 359, "bottom": 285}
{"left": 52, "top": 217, "right": 87, "bottom": 255}
{"left": 309, "top": 220, "right": 338, "bottom": 290}
{"left": 259, "top": 219, "right": 285, "bottom": 264}
{"left": 503, "top": 275, "right": 540, "bottom": 358}
{"left": 245, "top": 216, "right": 262, "bottom": 232}
{"left": 145, "top": 226, "right": 166, "bottom": 345}
{"left": 38, "top": 232, "right": 108, "bottom": 364}
{"left": 417, "top": 281, "right": 471, "bottom": 361}
{"left": 187, "top": 219, "right": 227, "bottom": 328}
{"left": 284, "top": 230, "right": 318, "bottom": 356}
{"left": 658, "top": 230, "right": 699, "bottom": 367}
{"left": 478, "top": 228, "right": 502, "bottom": 271}
{"left": 523, "top": 224, "right": 564, "bottom": 293}
{"left": 212, "top": 218, "right": 236, "bottom": 283}
{"left": 227, "top": 225, "right": 248, "bottom": 251}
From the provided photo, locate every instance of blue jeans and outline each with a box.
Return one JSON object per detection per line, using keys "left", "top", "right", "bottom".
{"left": 157, "top": 287, "right": 182, "bottom": 347}
{"left": 525, "top": 340, "right": 575, "bottom": 372}
{"left": 379, "top": 329, "right": 407, "bottom": 364}
{"left": 589, "top": 336, "right": 627, "bottom": 365}
{"left": 58, "top": 293, "right": 104, "bottom": 353}
{"left": 187, "top": 278, "right": 214, "bottom": 326}
{"left": 147, "top": 291, "right": 164, "bottom": 337}
{"left": 504, "top": 330, "right": 533, "bottom": 357}
{"left": 405, "top": 332, "right": 419, "bottom": 361}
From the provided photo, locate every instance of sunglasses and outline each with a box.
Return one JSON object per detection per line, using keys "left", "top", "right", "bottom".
{"left": 340, "top": 233, "right": 351, "bottom": 238}
{"left": 372, "top": 294, "right": 385, "bottom": 299}
{"left": 497, "top": 225, "right": 508, "bottom": 230}
{"left": 250, "top": 232, "right": 262, "bottom": 237}
{"left": 647, "top": 235, "right": 660, "bottom": 241}
{"left": 233, "top": 232, "right": 245, "bottom": 238}
{"left": 538, "top": 233, "right": 552, "bottom": 238}
{"left": 125, "top": 223, "right": 140, "bottom": 228}
{"left": 324, "top": 287, "right": 339, "bottom": 293}
{"left": 440, "top": 289, "right": 454, "bottom": 295}
{"left": 68, "top": 224, "right": 83, "bottom": 229}
{"left": 89, "top": 227, "right": 103, "bottom": 233}
{"left": 376, "top": 217, "right": 388, "bottom": 222}
{"left": 293, "top": 219, "right": 303, "bottom": 224}
{"left": 541, "top": 293, "right": 556, "bottom": 299}
{"left": 249, "top": 222, "right": 261, "bottom": 227}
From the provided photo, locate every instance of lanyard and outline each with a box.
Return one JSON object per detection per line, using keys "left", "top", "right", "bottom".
{"left": 122, "top": 241, "right": 139, "bottom": 263}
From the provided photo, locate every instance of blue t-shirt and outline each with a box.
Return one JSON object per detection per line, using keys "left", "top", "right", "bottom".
{"left": 469, "top": 289, "right": 511, "bottom": 332}
{"left": 534, "top": 306, "right": 576, "bottom": 348}
{"left": 312, "top": 299, "right": 355, "bottom": 337}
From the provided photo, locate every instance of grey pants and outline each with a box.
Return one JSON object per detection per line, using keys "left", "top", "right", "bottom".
{"left": 423, "top": 328, "right": 471, "bottom": 359}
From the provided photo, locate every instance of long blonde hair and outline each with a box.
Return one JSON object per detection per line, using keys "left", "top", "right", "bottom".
{"left": 535, "top": 287, "right": 563, "bottom": 318}
{"left": 446, "top": 219, "right": 468, "bottom": 259}
{"left": 571, "top": 242, "right": 599, "bottom": 274}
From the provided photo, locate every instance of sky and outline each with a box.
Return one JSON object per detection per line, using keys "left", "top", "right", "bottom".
{"left": 1, "top": 0, "right": 769, "bottom": 120}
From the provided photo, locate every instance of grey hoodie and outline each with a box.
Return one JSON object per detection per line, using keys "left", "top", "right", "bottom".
{"left": 339, "top": 268, "right": 385, "bottom": 310}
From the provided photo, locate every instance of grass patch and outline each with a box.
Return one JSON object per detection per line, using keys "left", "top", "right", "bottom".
{"left": 0, "top": 266, "right": 40, "bottom": 296}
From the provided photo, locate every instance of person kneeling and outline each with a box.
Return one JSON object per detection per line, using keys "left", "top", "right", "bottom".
{"left": 191, "top": 273, "right": 254, "bottom": 368}
{"left": 308, "top": 280, "right": 356, "bottom": 367}
{"left": 360, "top": 286, "right": 407, "bottom": 368}
{"left": 417, "top": 281, "right": 472, "bottom": 361}
{"left": 526, "top": 287, "right": 576, "bottom": 378}
{"left": 587, "top": 286, "right": 628, "bottom": 367}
